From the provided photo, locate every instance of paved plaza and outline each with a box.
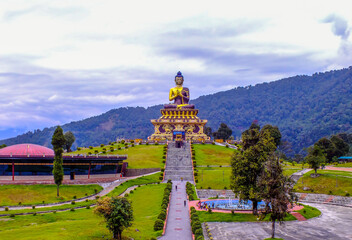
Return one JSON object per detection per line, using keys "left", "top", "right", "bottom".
{"left": 206, "top": 203, "right": 352, "bottom": 240}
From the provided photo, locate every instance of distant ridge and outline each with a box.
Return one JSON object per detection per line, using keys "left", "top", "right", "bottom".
{"left": 1, "top": 67, "right": 352, "bottom": 154}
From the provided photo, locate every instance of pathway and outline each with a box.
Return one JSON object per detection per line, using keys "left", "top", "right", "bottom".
{"left": 325, "top": 166, "right": 352, "bottom": 172}
{"left": 205, "top": 203, "right": 352, "bottom": 240}
{"left": 159, "top": 181, "right": 192, "bottom": 240}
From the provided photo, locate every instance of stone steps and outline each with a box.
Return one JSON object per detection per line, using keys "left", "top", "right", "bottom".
{"left": 164, "top": 141, "right": 194, "bottom": 182}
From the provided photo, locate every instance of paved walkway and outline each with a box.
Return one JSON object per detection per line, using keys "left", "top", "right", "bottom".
{"left": 159, "top": 181, "right": 192, "bottom": 240}
{"left": 325, "top": 166, "right": 352, "bottom": 172}
{"left": 205, "top": 203, "right": 352, "bottom": 240}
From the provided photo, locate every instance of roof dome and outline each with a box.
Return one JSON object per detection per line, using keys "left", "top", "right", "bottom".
{"left": 0, "top": 143, "right": 54, "bottom": 156}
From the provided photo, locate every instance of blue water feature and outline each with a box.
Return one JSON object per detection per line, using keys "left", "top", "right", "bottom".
{"left": 202, "top": 199, "right": 266, "bottom": 210}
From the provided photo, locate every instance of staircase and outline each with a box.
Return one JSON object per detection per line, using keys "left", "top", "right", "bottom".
{"left": 164, "top": 141, "right": 194, "bottom": 182}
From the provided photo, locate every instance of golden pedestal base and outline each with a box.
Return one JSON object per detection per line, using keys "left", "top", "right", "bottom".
{"left": 149, "top": 108, "right": 210, "bottom": 141}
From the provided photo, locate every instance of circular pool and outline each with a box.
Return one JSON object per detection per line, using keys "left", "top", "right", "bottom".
{"left": 201, "top": 199, "right": 266, "bottom": 210}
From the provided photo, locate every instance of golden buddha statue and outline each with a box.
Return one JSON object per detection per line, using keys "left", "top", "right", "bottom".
{"left": 164, "top": 71, "right": 195, "bottom": 109}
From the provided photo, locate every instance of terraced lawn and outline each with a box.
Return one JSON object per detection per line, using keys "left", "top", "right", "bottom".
{"left": 69, "top": 144, "right": 164, "bottom": 169}
{"left": 294, "top": 170, "right": 352, "bottom": 196}
{"left": 195, "top": 167, "right": 232, "bottom": 190}
{"left": 0, "top": 184, "right": 166, "bottom": 239}
{"left": 0, "top": 184, "right": 102, "bottom": 206}
{"left": 193, "top": 144, "right": 234, "bottom": 166}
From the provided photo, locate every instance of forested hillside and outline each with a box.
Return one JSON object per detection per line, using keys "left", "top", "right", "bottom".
{"left": 1, "top": 67, "right": 352, "bottom": 154}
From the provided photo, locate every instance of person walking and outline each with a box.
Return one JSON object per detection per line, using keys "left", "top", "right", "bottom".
{"left": 184, "top": 200, "right": 186, "bottom": 207}
{"left": 176, "top": 185, "right": 177, "bottom": 191}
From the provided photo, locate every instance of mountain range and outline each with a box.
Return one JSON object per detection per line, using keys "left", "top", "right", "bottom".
{"left": 1, "top": 67, "right": 352, "bottom": 154}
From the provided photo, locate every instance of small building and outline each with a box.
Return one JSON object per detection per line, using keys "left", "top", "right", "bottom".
{"left": 338, "top": 156, "right": 352, "bottom": 163}
{"left": 0, "top": 144, "right": 127, "bottom": 180}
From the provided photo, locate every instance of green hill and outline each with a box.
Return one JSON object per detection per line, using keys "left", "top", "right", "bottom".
{"left": 1, "top": 67, "right": 352, "bottom": 154}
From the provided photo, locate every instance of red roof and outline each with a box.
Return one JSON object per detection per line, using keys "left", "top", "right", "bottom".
{"left": 0, "top": 144, "right": 54, "bottom": 156}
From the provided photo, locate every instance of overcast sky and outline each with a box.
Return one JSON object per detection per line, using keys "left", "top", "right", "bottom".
{"left": 1, "top": 0, "right": 352, "bottom": 139}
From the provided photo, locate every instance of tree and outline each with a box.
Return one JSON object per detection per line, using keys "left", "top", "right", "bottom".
{"left": 0, "top": 144, "right": 6, "bottom": 149}
{"left": 51, "top": 126, "right": 66, "bottom": 197}
{"left": 213, "top": 123, "right": 232, "bottom": 140}
{"left": 231, "top": 124, "right": 277, "bottom": 215}
{"left": 95, "top": 197, "right": 133, "bottom": 240}
{"left": 305, "top": 145, "right": 326, "bottom": 175}
{"left": 330, "top": 135, "right": 349, "bottom": 157}
{"left": 204, "top": 127, "right": 212, "bottom": 138}
{"left": 259, "top": 153, "right": 295, "bottom": 239}
{"left": 64, "top": 131, "right": 76, "bottom": 152}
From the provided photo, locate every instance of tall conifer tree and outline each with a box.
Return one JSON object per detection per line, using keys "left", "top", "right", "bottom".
{"left": 52, "top": 126, "right": 66, "bottom": 197}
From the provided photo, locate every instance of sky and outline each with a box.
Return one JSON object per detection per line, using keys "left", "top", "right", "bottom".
{"left": 1, "top": 0, "right": 352, "bottom": 140}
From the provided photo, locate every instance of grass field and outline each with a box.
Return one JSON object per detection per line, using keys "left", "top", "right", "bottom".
{"left": 193, "top": 144, "right": 234, "bottom": 166}
{"left": 195, "top": 167, "right": 231, "bottom": 189}
{"left": 123, "top": 184, "right": 165, "bottom": 239}
{"left": 0, "top": 208, "right": 110, "bottom": 240}
{"left": 69, "top": 144, "right": 164, "bottom": 169}
{"left": 0, "top": 184, "right": 102, "bottom": 206}
{"left": 107, "top": 172, "right": 161, "bottom": 197}
{"left": 197, "top": 211, "right": 296, "bottom": 222}
{"left": 296, "top": 204, "right": 321, "bottom": 219}
{"left": 0, "top": 184, "right": 165, "bottom": 239}
{"left": 332, "top": 162, "right": 352, "bottom": 168}
{"left": 294, "top": 170, "right": 352, "bottom": 196}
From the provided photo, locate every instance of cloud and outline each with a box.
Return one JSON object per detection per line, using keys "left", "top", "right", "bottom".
{"left": 323, "top": 14, "right": 350, "bottom": 40}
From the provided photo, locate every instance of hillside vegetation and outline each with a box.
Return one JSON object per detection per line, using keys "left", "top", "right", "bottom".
{"left": 1, "top": 67, "right": 352, "bottom": 154}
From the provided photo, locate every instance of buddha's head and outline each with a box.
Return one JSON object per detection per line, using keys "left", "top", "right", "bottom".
{"left": 175, "top": 71, "right": 184, "bottom": 86}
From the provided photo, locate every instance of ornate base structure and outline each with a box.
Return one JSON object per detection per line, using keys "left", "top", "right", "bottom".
{"left": 149, "top": 108, "right": 210, "bottom": 141}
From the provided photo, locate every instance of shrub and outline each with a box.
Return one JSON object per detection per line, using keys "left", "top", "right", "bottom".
{"left": 10, "top": 214, "right": 15, "bottom": 217}
{"left": 195, "top": 228, "right": 204, "bottom": 237}
{"left": 33, "top": 213, "right": 37, "bottom": 216}
{"left": 70, "top": 208, "right": 75, "bottom": 212}
{"left": 71, "top": 201, "right": 76, "bottom": 205}
{"left": 162, "top": 160, "right": 166, "bottom": 163}
{"left": 162, "top": 155, "right": 166, "bottom": 159}
{"left": 159, "top": 176, "right": 163, "bottom": 180}
{"left": 18, "top": 202, "right": 22, "bottom": 205}
{"left": 191, "top": 221, "right": 202, "bottom": 233}
{"left": 89, "top": 146, "right": 93, "bottom": 149}
{"left": 32, "top": 206, "right": 35, "bottom": 209}
{"left": 94, "top": 150, "right": 99, "bottom": 154}
{"left": 158, "top": 211, "right": 166, "bottom": 220}
{"left": 118, "top": 147, "right": 121, "bottom": 150}
{"left": 5, "top": 207, "right": 9, "bottom": 211}
{"left": 77, "top": 147, "right": 81, "bottom": 151}
{"left": 88, "top": 152, "right": 92, "bottom": 155}
{"left": 73, "top": 195, "right": 77, "bottom": 199}
{"left": 212, "top": 141, "right": 215, "bottom": 145}
{"left": 224, "top": 186, "right": 227, "bottom": 189}
{"left": 154, "top": 219, "right": 164, "bottom": 231}
{"left": 208, "top": 186, "right": 211, "bottom": 189}
{"left": 207, "top": 208, "right": 212, "bottom": 213}
{"left": 226, "top": 145, "right": 229, "bottom": 148}
{"left": 100, "top": 144, "right": 104, "bottom": 147}
{"left": 161, "top": 203, "right": 168, "bottom": 211}
{"left": 231, "top": 210, "right": 235, "bottom": 215}
{"left": 146, "top": 142, "right": 149, "bottom": 145}
{"left": 150, "top": 238, "right": 157, "bottom": 240}
{"left": 86, "top": 205, "right": 90, "bottom": 209}
{"left": 161, "top": 168, "right": 165, "bottom": 172}
{"left": 346, "top": 193, "right": 350, "bottom": 197}
{"left": 194, "top": 172, "right": 198, "bottom": 176}
{"left": 155, "top": 142, "right": 159, "bottom": 145}
{"left": 53, "top": 211, "right": 57, "bottom": 214}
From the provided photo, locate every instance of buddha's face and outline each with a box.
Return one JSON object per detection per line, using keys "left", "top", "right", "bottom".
{"left": 175, "top": 77, "right": 184, "bottom": 86}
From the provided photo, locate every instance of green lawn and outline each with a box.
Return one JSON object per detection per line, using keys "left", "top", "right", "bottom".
{"left": 283, "top": 168, "right": 301, "bottom": 176}
{"left": 295, "top": 204, "right": 321, "bottom": 219}
{"left": 193, "top": 144, "right": 234, "bottom": 166}
{"left": 0, "top": 208, "right": 110, "bottom": 240}
{"left": 107, "top": 172, "right": 161, "bottom": 197}
{"left": 0, "top": 200, "right": 96, "bottom": 215}
{"left": 332, "top": 162, "right": 352, "bottom": 168}
{"left": 123, "top": 184, "right": 165, "bottom": 239}
{"left": 0, "top": 184, "right": 166, "bottom": 240}
{"left": 195, "top": 167, "right": 231, "bottom": 189}
{"left": 68, "top": 144, "right": 164, "bottom": 169}
{"left": 197, "top": 211, "right": 296, "bottom": 222}
{"left": 294, "top": 170, "right": 352, "bottom": 196}
{"left": 0, "top": 184, "right": 102, "bottom": 206}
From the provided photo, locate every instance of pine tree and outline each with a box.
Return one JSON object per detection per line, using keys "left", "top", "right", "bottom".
{"left": 51, "top": 126, "right": 66, "bottom": 197}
